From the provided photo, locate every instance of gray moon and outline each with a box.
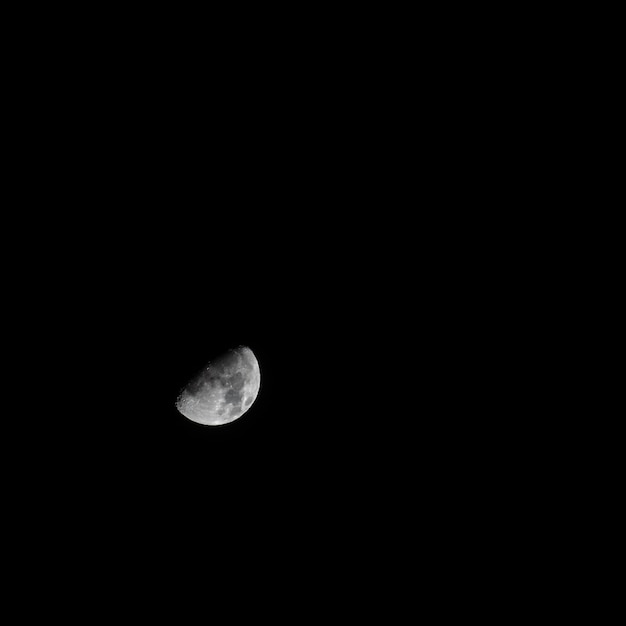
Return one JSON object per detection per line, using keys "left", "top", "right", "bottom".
{"left": 176, "top": 345, "right": 261, "bottom": 426}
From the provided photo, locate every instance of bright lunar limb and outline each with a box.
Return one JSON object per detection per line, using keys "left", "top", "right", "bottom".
{"left": 176, "top": 345, "right": 260, "bottom": 426}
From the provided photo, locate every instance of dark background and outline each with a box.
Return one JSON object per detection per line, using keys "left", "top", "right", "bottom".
{"left": 4, "top": 10, "right": 559, "bottom": 616}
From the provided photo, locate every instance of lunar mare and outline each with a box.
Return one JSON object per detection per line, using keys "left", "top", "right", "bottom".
{"left": 176, "top": 346, "right": 260, "bottom": 426}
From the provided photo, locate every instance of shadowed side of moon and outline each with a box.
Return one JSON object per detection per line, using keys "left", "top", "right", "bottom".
{"left": 176, "top": 346, "right": 261, "bottom": 426}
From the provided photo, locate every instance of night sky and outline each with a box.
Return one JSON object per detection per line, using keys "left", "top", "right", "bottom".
{"left": 16, "top": 143, "right": 512, "bottom": 608}
{"left": 6, "top": 17, "right": 539, "bottom": 615}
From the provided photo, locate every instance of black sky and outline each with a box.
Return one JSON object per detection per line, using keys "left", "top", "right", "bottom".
{"left": 5, "top": 18, "right": 542, "bottom": 614}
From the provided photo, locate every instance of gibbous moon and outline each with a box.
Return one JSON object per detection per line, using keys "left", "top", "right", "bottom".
{"left": 176, "top": 345, "right": 261, "bottom": 426}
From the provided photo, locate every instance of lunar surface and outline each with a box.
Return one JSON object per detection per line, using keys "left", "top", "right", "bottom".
{"left": 176, "top": 345, "right": 260, "bottom": 426}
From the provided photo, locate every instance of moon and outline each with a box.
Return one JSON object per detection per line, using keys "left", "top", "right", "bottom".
{"left": 176, "top": 345, "right": 261, "bottom": 426}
